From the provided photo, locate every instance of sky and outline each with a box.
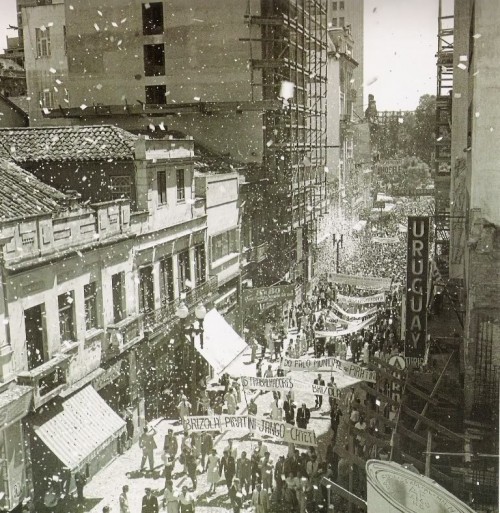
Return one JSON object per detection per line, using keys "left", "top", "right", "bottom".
{"left": 0, "top": 0, "right": 448, "bottom": 111}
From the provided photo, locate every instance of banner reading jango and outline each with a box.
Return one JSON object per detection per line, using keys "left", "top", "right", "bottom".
{"left": 405, "top": 216, "right": 429, "bottom": 366}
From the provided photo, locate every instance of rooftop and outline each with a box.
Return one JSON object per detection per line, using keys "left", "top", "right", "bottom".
{"left": 0, "top": 158, "right": 68, "bottom": 222}
{"left": 0, "top": 125, "right": 137, "bottom": 163}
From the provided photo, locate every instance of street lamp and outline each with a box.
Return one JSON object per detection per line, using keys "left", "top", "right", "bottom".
{"left": 332, "top": 233, "right": 344, "bottom": 273}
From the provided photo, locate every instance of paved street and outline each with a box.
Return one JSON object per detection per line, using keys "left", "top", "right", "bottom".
{"left": 76, "top": 336, "right": 346, "bottom": 513}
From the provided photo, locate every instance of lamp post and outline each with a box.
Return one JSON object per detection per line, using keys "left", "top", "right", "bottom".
{"left": 332, "top": 234, "right": 344, "bottom": 273}
{"left": 175, "top": 302, "right": 207, "bottom": 403}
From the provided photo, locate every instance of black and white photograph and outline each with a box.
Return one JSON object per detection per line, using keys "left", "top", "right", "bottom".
{"left": 0, "top": 1, "right": 497, "bottom": 512}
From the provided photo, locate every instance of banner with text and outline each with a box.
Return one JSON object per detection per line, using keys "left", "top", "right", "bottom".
{"left": 183, "top": 414, "right": 317, "bottom": 446}
{"left": 315, "top": 315, "right": 376, "bottom": 338}
{"left": 243, "top": 285, "right": 295, "bottom": 304}
{"left": 337, "top": 292, "right": 386, "bottom": 305}
{"left": 241, "top": 376, "right": 344, "bottom": 400}
{"left": 405, "top": 216, "right": 429, "bottom": 366}
{"left": 280, "top": 356, "right": 377, "bottom": 383}
{"left": 372, "top": 236, "right": 400, "bottom": 244}
{"left": 331, "top": 302, "right": 378, "bottom": 320}
{"left": 328, "top": 273, "right": 393, "bottom": 291}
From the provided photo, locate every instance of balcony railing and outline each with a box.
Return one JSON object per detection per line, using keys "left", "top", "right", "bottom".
{"left": 18, "top": 353, "right": 70, "bottom": 409}
{"left": 143, "top": 276, "right": 218, "bottom": 337}
{"left": 105, "top": 314, "right": 144, "bottom": 359}
{"left": 245, "top": 242, "right": 268, "bottom": 264}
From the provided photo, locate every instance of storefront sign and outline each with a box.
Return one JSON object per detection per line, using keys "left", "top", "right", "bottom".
{"left": 327, "top": 273, "right": 393, "bottom": 291}
{"left": 243, "top": 285, "right": 296, "bottom": 304}
{"left": 405, "top": 216, "right": 429, "bottom": 366}
{"left": 183, "top": 414, "right": 317, "bottom": 447}
{"left": 92, "top": 360, "right": 122, "bottom": 391}
{"left": 337, "top": 292, "right": 385, "bottom": 305}
{"left": 280, "top": 357, "right": 376, "bottom": 383}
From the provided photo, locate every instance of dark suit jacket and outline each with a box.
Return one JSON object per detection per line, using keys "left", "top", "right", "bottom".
{"left": 296, "top": 407, "right": 311, "bottom": 427}
{"left": 142, "top": 494, "right": 159, "bottom": 513}
{"left": 313, "top": 378, "right": 325, "bottom": 386}
{"left": 219, "top": 455, "right": 236, "bottom": 478}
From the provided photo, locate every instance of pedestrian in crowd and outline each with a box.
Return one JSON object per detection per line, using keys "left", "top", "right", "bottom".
{"left": 103, "top": 507, "right": 110, "bottom": 513}
{"left": 225, "top": 387, "right": 238, "bottom": 415}
{"left": 225, "top": 439, "right": 238, "bottom": 460}
{"left": 264, "top": 364, "right": 274, "bottom": 378}
{"left": 197, "top": 389, "right": 211, "bottom": 415}
{"left": 185, "top": 449, "right": 198, "bottom": 490}
{"left": 74, "top": 470, "right": 86, "bottom": 502}
{"left": 119, "top": 485, "right": 130, "bottom": 513}
{"left": 237, "top": 451, "right": 252, "bottom": 497}
{"left": 232, "top": 378, "right": 242, "bottom": 403}
{"left": 256, "top": 440, "right": 269, "bottom": 458}
{"left": 283, "top": 392, "right": 295, "bottom": 425}
{"left": 256, "top": 360, "right": 263, "bottom": 378}
{"left": 205, "top": 448, "right": 221, "bottom": 495}
{"left": 270, "top": 397, "right": 282, "bottom": 421}
{"left": 250, "top": 336, "right": 259, "bottom": 363}
{"left": 350, "top": 405, "right": 360, "bottom": 426}
{"left": 251, "top": 448, "right": 261, "bottom": 491}
{"left": 43, "top": 481, "right": 59, "bottom": 513}
{"left": 141, "top": 488, "right": 159, "bottom": 513}
{"left": 282, "top": 481, "right": 299, "bottom": 512}
{"left": 274, "top": 455, "right": 285, "bottom": 493}
{"left": 248, "top": 397, "right": 258, "bottom": 417}
{"left": 306, "top": 454, "right": 319, "bottom": 482}
{"left": 163, "top": 455, "right": 174, "bottom": 487}
{"left": 296, "top": 403, "right": 310, "bottom": 429}
{"left": 252, "top": 483, "right": 269, "bottom": 513}
{"left": 190, "top": 431, "right": 201, "bottom": 463}
{"left": 229, "top": 478, "right": 243, "bottom": 513}
{"left": 179, "top": 431, "right": 191, "bottom": 474}
{"left": 163, "top": 480, "right": 179, "bottom": 513}
{"left": 220, "top": 448, "right": 236, "bottom": 491}
{"left": 354, "top": 416, "right": 367, "bottom": 456}
{"left": 200, "top": 431, "right": 213, "bottom": 468}
{"left": 177, "top": 395, "right": 191, "bottom": 425}
{"left": 178, "top": 486, "right": 196, "bottom": 513}
{"left": 313, "top": 373, "right": 325, "bottom": 409}
{"left": 163, "top": 429, "right": 178, "bottom": 460}
{"left": 139, "top": 426, "right": 157, "bottom": 473}
{"left": 330, "top": 402, "right": 342, "bottom": 443}
{"left": 327, "top": 376, "right": 336, "bottom": 410}
{"left": 260, "top": 453, "right": 274, "bottom": 492}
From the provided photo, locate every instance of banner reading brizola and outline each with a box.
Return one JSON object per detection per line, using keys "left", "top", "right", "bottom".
{"left": 241, "top": 376, "right": 344, "bottom": 400}
{"left": 280, "top": 356, "right": 377, "bottom": 383}
{"left": 337, "top": 292, "right": 385, "bottom": 305}
{"left": 182, "top": 414, "right": 317, "bottom": 447}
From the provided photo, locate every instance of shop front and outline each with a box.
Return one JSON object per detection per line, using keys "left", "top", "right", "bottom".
{"left": 213, "top": 278, "right": 240, "bottom": 334}
{"left": 0, "top": 384, "right": 32, "bottom": 512}
{"left": 28, "top": 385, "right": 125, "bottom": 505}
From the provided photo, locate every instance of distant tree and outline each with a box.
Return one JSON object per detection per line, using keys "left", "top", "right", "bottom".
{"left": 410, "top": 94, "right": 436, "bottom": 166}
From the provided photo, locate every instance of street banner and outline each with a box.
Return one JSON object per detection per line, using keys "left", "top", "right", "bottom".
{"left": 243, "top": 285, "right": 295, "bottom": 304}
{"left": 280, "top": 356, "right": 376, "bottom": 383}
{"left": 315, "top": 315, "right": 376, "bottom": 338}
{"left": 241, "top": 376, "right": 344, "bottom": 399}
{"left": 371, "top": 236, "right": 400, "bottom": 244}
{"left": 241, "top": 376, "right": 294, "bottom": 392}
{"left": 327, "top": 273, "right": 393, "bottom": 291}
{"left": 337, "top": 292, "right": 385, "bottom": 305}
{"left": 405, "top": 216, "right": 429, "bottom": 366}
{"left": 183, "top": 415, "right": 317, "bottom": 446}
{"left": 331, "top": 302, "right": 377, "bottom": 320}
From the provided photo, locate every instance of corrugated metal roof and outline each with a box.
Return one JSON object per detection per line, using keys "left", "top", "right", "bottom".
{"left": 33, "top": 385, "right": 126, "bottom": 471}
{"left": 0, "top": 158, "right": 68, "bottom": 222}
{"left": 0, "top": 125, "right": 137, "bottom": 163}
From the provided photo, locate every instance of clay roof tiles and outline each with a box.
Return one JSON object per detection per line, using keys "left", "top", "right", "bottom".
{"left": 0, "top": 125, "right": 137, "bottom": 163}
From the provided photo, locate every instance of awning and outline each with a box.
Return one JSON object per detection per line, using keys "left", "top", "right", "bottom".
{"left": 196, "top": 309, "right": 248, "bottom": 377}
{"left": 0, "top": 384, "right": 32, "bottom": 427}
{"left": 33, "top": 385, "right": 126, "bottom": 471}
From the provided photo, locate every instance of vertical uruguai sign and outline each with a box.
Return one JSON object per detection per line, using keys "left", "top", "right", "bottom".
{"left": 405, "top": 216, "right": 429, "bottom": 366}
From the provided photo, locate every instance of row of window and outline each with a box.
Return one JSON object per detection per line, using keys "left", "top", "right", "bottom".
{"left": 24, "top": 246, "right": 206, "bottom": 371}
{"left": 331, "top": 17, "right": 345, "bottom": 27}
{"left": 332, "top": 1, "right": 345, "bottom": 10}
{"left": 158, "top": 169, "right": 185, "bottom": 204}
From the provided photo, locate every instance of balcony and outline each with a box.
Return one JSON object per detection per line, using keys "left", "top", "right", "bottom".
{"left": 17, "top": 353, "right": 70, "bottom": 409}
{"left": 245, "top": 242, "right": 268, "bottom": 264}
{"left": 143, "top": 276, "right": 218, "bottom": 337}
{"left": 104, "top": 314, "right": 144, "bottom": 360}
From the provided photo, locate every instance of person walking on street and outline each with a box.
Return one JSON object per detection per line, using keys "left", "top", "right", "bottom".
{"left": 140, "top": 426, "right": 157, "bottom": 473}
{"left": 119, "top": 485, "right": 130, "bottom": 513}
{"left": 74, "top": 470, "right": 86, "bottom": 502}
{"left": 164, "top": 429, "right": 178, "bottom": 460}
{"left": 248, "top": 398, "right": 258, "bottom": 416}
{"left": 205, "top": 448, "right": 221, "bottom": 495}
{"left": 225, "top": 388, "right": 238, "bottom": 415}
{"left": 177, "top": 396, "right": 191, "bottom": 426}
{"left": 250, "top": 448, "right": 261, "bottom": 491}
{"left": 274, "top": 455, "right": 285, "bottom": 493}
{"left": 252, "top": 483, "right": 269, "bottom": 513}
{"left": 327, "top": 376, "right": 337, "bottom": 410}
{"left": 283, "top": 392, "right": 295, "bottom": 425}
{"left": 313, "top": 373, "right": 325, "bottom": 409}
{"left": 263, "top": 364, "right": 273, "bottom": 379}
{"left": 220, "top": 449, "right": 236, "bottom": 492}
{"left": 185, "top": 450, "right": 198, "bottom": 491}
{"left": 330, "top": 403, "right": 342, "bottom": 443}
{"left": 237, "top": 451, "right": 252, "bottom": 498}
{"left": 141, "top": 488, "right": 159, "bottom": 513}
{"left": 163, "top": 455, "right": 174, "bottom": 488}
{"left": 163, "top": 481, "right": 179, "bottom": 513}
{"left": 296, "top": 403, "right": 311, "bottom": 429}
{"left": 201, "top": 431, "right": 213, "bottom": 469}
{"left": 178, "top": 486, "right": 196, "bottom": 513}
{"left": 229, "top": 478, "right": 243, "bottom": 513}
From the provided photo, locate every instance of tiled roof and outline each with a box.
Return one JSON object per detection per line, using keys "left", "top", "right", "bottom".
{"left": 0, "top": 125, "right": 137, "bottom": 163}
{"left": 0, "top": 158, "right": 68, "bottom": 222}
